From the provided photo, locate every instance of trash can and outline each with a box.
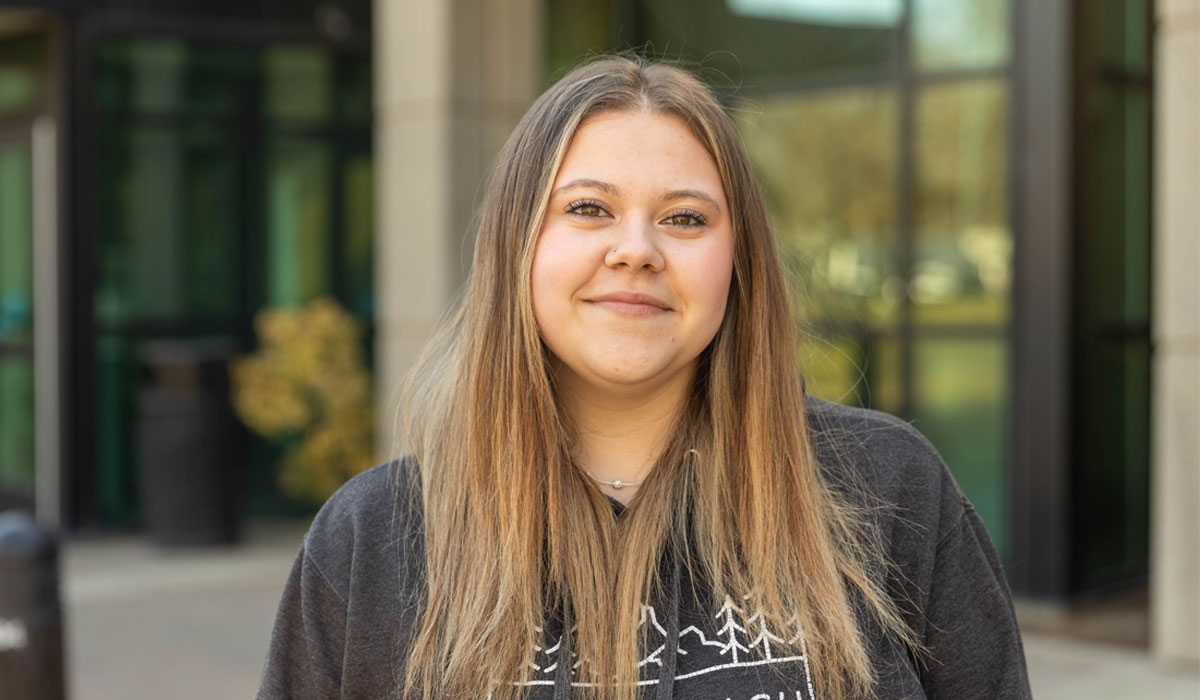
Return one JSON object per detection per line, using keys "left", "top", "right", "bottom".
{"left": 139, "top": 337, "right": 242, "bottom": 546}
{"left": 0, "top": 511, "right": 65, "bottom": 700}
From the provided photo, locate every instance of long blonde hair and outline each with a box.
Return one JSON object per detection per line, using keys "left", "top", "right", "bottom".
{"left": 397, "top": 54, "right": 916, "bottom": 700}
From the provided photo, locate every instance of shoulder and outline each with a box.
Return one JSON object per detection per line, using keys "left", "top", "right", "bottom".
{"left": 803, "top": 396, "right": 969, "bottom": 543}
{"left": 302, "top": 457, "right": 425, "bottom": 604}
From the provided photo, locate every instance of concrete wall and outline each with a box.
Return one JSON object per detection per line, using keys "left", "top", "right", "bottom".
{"left": 1151, "top": 0, "right": 1200, "bottom": 668}
{"left": 372, "top": 0, "right": 543, "bottom": 456}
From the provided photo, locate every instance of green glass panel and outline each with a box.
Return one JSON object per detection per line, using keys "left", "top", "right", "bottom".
{"left": 264, "top": 46, "right": 332, "bottom": 123}
{"left": 127, "top": 40, "right": 187, "bottom": 114}
{"left": 95, "top": 335, "right": 140, "bottom": 526}
{"left": 912, "top": 337, "right": 1008, "bottom": 559}
{"left": 632, "top": 0, "right": 897, "bottom": 87}
{"left": 90, "top": 37, "right": 374, "bottom": 524}
{"left": 96, "top": 122, "right": 243, "bottom": 324}
{"left": 912, "top": 0, "right": 1009, "bottom": 71}
{"left": 0, "top": 34, "right": 46, "bottom": 117}
{"left": 0, "top": 141, "right": 32, "bottom": 342}
{"left": 913, "top": 78, "right": 1010, "bottom": 326}
{"left": 343, "top": 154, "right": 374, "bottom": 317}
{"left": 740, "top": 87, "right": 900, "bottom": 325}
{"left": 800, "top": 334, "right": 869, "bottom": 407}
{"left": 181, "top": 123, "right": 242, "bottom": 316}
{"left": 337, "top": 55, "right": 373, "bottom": 124}
{"left": 0, "top": 355, "right": 34, "bottom": 494}
{"left": 0, "top": 67, "right": 38, "bottom": 115}
{"left": 800, "top": 331, "right": 901, "bottom": 413}
{"left": 1076, "top": 338, "right": 1150, "bottom": 587}
{"left": 546, "top": 0, "right": 616, "bottom": 80}
{"left": 1078, "top": 0, "right": 1149, "bottom": 73}
{"left": 96, "top": 39, "right": 257, "bottom": 118}
{"left": 267, "top": 139, "right": 331, "bottom": 306}
{"left": 96, "top": 125, "right": 186, "bottom": 322}
{"left": 1079, "top": 83, "right": 1151, "bottom": 324}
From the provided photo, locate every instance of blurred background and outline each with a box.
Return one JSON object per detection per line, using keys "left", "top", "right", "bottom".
{"left": 0, "top": 0, "right": 1196, "bottom": 698}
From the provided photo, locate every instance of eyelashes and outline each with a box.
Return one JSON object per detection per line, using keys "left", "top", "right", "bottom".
{"left": 563, "top": 199, "right": 709, "bottom": 228}
{"left": 565, "top": 198, "right": 609, "bottom": 218}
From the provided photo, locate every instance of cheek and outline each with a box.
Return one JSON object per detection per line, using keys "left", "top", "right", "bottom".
{"left": 685, "top": 239, "right": 736, "bottom": 329}
{"left": 530, "top": 228, "right": 587, "bottom": 330}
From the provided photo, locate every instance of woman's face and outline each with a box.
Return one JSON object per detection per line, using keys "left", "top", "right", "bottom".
{"left": 531, "top": 110, "right": 735, "bottom": 398}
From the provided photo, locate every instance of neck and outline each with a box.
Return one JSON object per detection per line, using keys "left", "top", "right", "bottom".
{"left": 556, "top": 364, "right": 695, "bottom": 505}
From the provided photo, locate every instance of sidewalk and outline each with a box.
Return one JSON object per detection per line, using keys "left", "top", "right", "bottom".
{"left": 59, "top": 520, "right": 1200, "bottom": 700}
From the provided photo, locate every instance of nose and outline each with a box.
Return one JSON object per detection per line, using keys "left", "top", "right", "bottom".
{"left": 604, "top": 218, "right": 665, "bottom": 272}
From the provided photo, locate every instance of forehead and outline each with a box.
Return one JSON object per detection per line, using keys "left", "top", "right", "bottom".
{"left": 552, "top": 110, "right": 726, "bottom": 199}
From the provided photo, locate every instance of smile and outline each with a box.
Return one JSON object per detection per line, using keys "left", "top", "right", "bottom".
{"left": 585, "top": 291, "right": 672, "bottom": 316}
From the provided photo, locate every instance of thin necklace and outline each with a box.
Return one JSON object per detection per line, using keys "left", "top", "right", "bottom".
{"left": 584, "top": 471, "right": 641, "bottom": 490}
{"left": 582, "top": 449, "right": 699, "bottom": 490}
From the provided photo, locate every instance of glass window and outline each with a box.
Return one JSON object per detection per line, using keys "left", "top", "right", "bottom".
{"left": 264, "top": 46, "right": 332, "bottom": 123}
{"left": 0, "top": 355, "right": 34, "bottom": 493}
{"left": 800, "top": 330, "right": 902, "bottom": 413}
{"left": 912, "top": 0, "right": 1010, "bottom": 71}
{"left": 342, "top": 153, "right": 374, "bottom": 317}
{"left": 571, "top": 0, "right": 901, "bottom": 89}
{"left": 0, "top": 139, "right": 33, "bottom": 497}
{"left": 91, "top": 38, "right": 374, "bottom": 523}
{"left": 739, "top": 87, "right": 900, "bottom": 325}
{"left": 0, "top": 141, "right": 32, "bottom": 342}
{"left": 0, "top": 34, "right": 47, "bottom": 117}
{"left": 96, "top": 122, "right": 244, "bottom": 324}
{"left": 913, "top": 78, "right": 1010, "bottom": 325}
{"left": 267, "top": 138, "right": 332, "bottom": 306}
{"left": 912, "top": 337, "right": 1008, "bottom": 558}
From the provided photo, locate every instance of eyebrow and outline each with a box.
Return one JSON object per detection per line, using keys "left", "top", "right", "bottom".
{"left": 551, "top": 179, "right": 723, "bottom": 213}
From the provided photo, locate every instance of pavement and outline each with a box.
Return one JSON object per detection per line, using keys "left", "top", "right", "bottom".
{"left": 53, "top": 519, "right": 1200, "bottom": 700}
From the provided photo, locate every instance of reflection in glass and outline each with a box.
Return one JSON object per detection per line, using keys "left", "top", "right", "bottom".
{"left": 740, "top": 87, "right": 899, "bottom": 325}
{"left": 635, "top": 0, "right": 896, "bottom": 88}
{"left": 96, "top": 124, "right": 242, "bottom": 324}
{"left": 914, "top": 78, "right": 1010, "bottom": 324}
{"left": 912, "top": 0, "right": 1009, "bottom": 71}
{"left": 728, "top": 0, "right": 900, "bottom": 26}
{"left": 265, "top": 46, "right": 332, "bottom": 123}
{"left": 0, "top": 139, "right": 34, "bottom": 496}
{"left": 0, "top": 34, "right": 47, "bottom": 117}
{"left": 343, "top": 155, "right": 374, "bottom": 316}
{"left": 91, "top": 37, "right": 375, "bottom": 524}
{"left": 0, "top": 356, "right": 34, "bottom": 492}
{"left": 0, "top": 142, "right": 32, "bottom": 341}
{"left": 800, "top": 331, "right": 901, "bottom": 413}
{"left": 913, "top": 337, "right": 1008, "bottom": 557}
{"left": 268, "top": 140, "right": 331, "bottom": 306}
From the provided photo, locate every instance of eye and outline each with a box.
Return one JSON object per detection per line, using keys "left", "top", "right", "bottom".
{"left": 565, "top": 199, "right": 610, "bottom": 219}
{"left": 661, "top": 209, "right": 708, "bottom": 227}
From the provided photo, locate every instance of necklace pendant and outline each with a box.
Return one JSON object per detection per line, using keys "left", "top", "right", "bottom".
{"left": 611, "top": 480, "right": 624, "bottom": 489}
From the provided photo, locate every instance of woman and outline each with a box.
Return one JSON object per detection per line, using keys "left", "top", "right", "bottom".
{"left": 257, "top": 55, "right": 1031, "bottom": 700}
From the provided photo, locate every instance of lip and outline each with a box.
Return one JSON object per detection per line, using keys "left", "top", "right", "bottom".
{"left": 585, "top": 291, "right": 672, "bottom": 316}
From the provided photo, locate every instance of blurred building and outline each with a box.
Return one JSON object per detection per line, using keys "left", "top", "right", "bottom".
{"left": 0, "top": 0, "right": 1195, "bottom": 668}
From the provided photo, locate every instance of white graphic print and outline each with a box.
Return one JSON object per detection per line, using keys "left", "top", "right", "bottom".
{"left": 521, "top": 595, "right": 815, "bottom": 697}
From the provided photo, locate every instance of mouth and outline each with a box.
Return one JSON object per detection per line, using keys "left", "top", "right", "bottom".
{"left": 585, "top": 291, "right": 672, "bottom": 316}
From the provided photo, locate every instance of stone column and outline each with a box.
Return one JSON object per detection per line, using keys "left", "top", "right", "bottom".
{"left": 1151, "top": 0, "right": 1200, "bottom": 669}
{"left": 373, "top": 0, "right": 543, "bottom": 456}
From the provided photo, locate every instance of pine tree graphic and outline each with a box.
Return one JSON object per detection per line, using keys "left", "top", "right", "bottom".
{"left": 531, "top": 625, "right": 577, "bottom": 676}
{"left": 714, "top": 596, "right": 751, "bottom": 664}
{"left": 637, "top": 604, "right": 670, "bottom": 669}
{"left": 747, "top": 609, "right": 786, "bottom": 661}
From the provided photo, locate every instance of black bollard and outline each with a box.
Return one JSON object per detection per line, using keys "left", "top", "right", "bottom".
{"left": 0, "top": 511, "right": 65, "bottom": 700}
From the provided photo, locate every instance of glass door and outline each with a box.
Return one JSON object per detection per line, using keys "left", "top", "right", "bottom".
{"left": 0, "top": 131, "right": 34, "bottom": 507}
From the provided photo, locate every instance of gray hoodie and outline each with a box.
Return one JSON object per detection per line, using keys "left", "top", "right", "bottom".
{"left": 257, "top": 397, "right": 1032, "bottom": 699}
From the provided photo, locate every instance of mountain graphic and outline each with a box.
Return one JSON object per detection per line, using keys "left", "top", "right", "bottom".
{"left": 521, "top": 595, "right": 814, "bottom": 695}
